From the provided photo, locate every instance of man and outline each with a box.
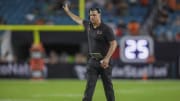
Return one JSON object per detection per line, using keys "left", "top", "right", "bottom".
{"left": 63, "top": 3, "right": 117, "bottom": 101}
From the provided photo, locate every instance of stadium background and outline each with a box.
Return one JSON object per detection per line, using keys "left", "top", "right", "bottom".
{"left": 0, "top": 0, "right": 180, "bottom": 101}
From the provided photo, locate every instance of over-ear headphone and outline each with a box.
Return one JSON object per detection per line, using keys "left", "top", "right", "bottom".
{"left": 89, "top": 8, "right": 101, "bottom": 14}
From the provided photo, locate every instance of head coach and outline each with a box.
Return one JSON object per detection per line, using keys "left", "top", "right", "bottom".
{"left": 63, "top": 2, "right": 117, "bottom": 101}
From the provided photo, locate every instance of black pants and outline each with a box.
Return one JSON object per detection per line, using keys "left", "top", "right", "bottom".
{"left": 82, "top": 58, "right": 115, "bottom": 101}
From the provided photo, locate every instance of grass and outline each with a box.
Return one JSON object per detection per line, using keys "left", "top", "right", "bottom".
{"left": 0, "top": 79, "right": 180, "bottom": 101}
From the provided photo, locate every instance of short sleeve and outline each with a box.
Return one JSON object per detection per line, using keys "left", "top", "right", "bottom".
{"left": 104, "top": 26, "right": 115, "bottom": 42}
{"left": 83, "top": 20, "right": 89, "bottom": 29}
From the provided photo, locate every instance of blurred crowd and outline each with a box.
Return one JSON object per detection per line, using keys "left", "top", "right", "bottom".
{"left": 85, "top": 0, "right": 180, "bottom": 42}
{"left": 0, "top": 0, "right": 179, "bottom": 64}
{"left": 45, "top": 50, "right": 87, "bottom": 64}
{"left": 0, "top": 0, "right": 179, "bottom": 41}
{"left": 25, "top": 0, "right": 79, "bottom": 25}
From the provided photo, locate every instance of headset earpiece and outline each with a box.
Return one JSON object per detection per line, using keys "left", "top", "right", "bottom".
{"left": 96, "top": 8, "right": 101, "bottom": 13}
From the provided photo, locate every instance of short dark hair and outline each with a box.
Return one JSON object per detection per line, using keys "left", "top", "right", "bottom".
{"left": 89, "top": 8, "right": 101, "bottom": 14}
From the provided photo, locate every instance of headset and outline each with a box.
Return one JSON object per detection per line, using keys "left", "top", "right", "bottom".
{"left": 89, "top": 8, "right": 102, "bottom": 14}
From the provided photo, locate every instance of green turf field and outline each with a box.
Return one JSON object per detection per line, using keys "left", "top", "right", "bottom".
{"left": 0, "top": 79, "right": 180, "bottom": 101}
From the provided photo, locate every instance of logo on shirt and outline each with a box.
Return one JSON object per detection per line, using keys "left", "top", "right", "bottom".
{"left": 97, "top": 30, "right": 102, "bottom": 35}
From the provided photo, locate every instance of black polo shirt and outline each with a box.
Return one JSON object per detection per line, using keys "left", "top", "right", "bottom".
{"left": 83, "top": 20, "right": 115, "bottom": 57}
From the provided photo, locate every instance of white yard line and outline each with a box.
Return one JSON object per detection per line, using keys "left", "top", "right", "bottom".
{"left": 33, "top": 93, "right": 82, "bottom": 98}
{"left": 0, "top": 99, "right": 34, "bottom": 101}
{"left": 116, "top": 86, "right": 180, "bottom": 94}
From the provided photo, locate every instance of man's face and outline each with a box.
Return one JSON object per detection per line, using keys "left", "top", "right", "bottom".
{"left": 89, "top": 10, "right": 101, "bottom": 24}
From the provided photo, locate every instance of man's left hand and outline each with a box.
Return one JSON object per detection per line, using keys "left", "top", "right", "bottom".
{"left": 100, "top": 58, "right": 110, "bottom": 69}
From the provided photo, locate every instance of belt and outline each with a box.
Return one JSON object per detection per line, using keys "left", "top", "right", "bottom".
{"left": 90, "top": 57, "right": 102, "bottom": 60}
{"left": 89, "top": 53, "right": 103, "bottom": 60}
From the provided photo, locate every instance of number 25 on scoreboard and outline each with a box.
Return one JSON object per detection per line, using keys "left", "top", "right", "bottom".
{"left": 120, "top": 36, "right": 154, "bottom": 63}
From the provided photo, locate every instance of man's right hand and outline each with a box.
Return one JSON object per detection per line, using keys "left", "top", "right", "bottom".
{"left": 63, "top": 2, "right": 69, "bottom": 12}
{"left": 62, "top": 1, "right": 83, "bottom": 25}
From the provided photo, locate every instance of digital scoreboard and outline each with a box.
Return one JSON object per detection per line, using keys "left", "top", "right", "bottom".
{"left": 120, "top": 36, "right": 154, "bottom": 63}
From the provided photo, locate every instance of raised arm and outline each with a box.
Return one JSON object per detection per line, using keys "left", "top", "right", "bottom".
{"left": 63, "top": 3, "right": 83, "bottom": 25}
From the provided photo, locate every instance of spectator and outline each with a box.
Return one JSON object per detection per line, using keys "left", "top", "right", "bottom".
{"left": 25, "top": 14, "right": 35, "bottom": 24}
{"left": 172, "top": 16, "right": 180, "bottom": 26}
{"left": 0, "top": 31, "right": 15, "bottom": 63}
{"left": 94, "top": 0, "right": 106, "bottom": 8}
{"left": 115, "top": 1, "right": 129, "bottom": 16}
{"left": 86, "top": 0, "right": 94, "bottom": 10}
{"left": 175, "top": 32, "right": 180, "bottom": 42}
{"left": 128, "top": 0, "right": 138, "bottom": 6}
{"left": 35, "top": 18, "right": 46, "bottom": 25}
{"left": 156, "top": 9, "right": 169, "bottom": 25}
{"left": 59, "top": 52, "right": 69, "bottom": 63}
{"left": 116, "top": 19, "right": 126, "bottom": 37}
{"left": 104, "top": 2, "right": 115, "bottom": 17}
{"left": 140, "top": 0, "right": 149, "bottom": 7}
{"left": 127, "top": 20, "right": 141, "bottom": 36}
{"left": 0, "top": 16, "right": 6, "bottom": 24}
{"left": 167, "top": 0, "right": 176, "bottom": 11}
{"left": 48, "top": 50, "right": 59, "bottom": 64}
{"left": 75, "top": 53, "right": 87, "bottom": 64}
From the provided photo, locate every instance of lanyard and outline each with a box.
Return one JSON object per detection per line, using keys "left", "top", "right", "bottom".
{"left": 87, "top": 22, "right": 92, "bottom": 53}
